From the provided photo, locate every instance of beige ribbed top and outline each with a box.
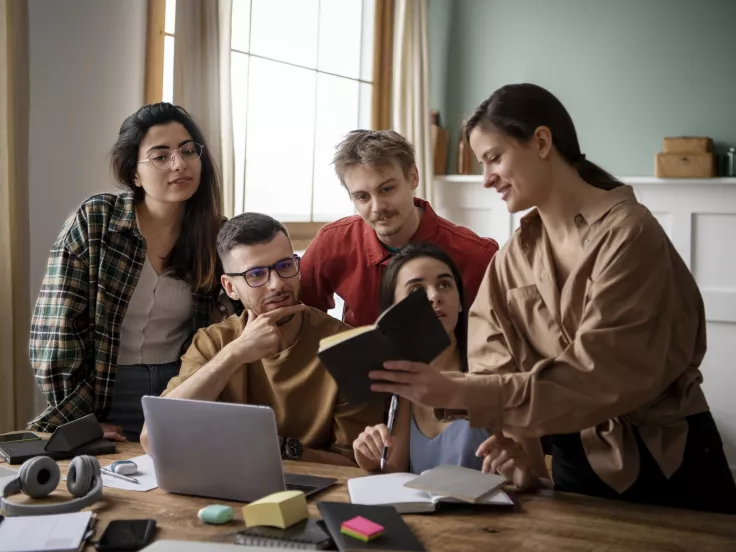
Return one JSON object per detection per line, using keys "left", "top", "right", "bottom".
{"left": 117, "top": 257, "right": 194, "bottom": 365}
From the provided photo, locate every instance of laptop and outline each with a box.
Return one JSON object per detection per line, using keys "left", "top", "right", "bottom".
{"left": 141, "top": 396, "right": 336, "bottom": 503}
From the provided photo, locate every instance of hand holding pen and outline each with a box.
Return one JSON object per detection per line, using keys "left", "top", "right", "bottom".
{"left": 380, "top": 394, "right": 399, "bottom": 471}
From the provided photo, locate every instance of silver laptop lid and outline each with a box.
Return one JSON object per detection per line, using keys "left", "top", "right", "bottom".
{"left": 142, "top": 396, "right": 286, "bottom": 502}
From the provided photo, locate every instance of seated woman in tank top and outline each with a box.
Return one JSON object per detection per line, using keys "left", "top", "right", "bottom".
{"left": 352, "top": 243, "right": 493, "bottom": 473}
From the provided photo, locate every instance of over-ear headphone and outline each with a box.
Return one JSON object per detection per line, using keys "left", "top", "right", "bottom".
{"left": 0, "top": 455, "right": 103, "bottom": 516}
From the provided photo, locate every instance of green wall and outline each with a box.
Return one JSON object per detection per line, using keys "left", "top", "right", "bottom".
{"left": 429, "top": 0, "right": 736, "bottom": 176}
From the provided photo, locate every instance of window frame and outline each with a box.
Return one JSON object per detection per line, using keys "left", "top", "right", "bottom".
{"left": 144, "top": 0, "right": 166, "bottom": 105}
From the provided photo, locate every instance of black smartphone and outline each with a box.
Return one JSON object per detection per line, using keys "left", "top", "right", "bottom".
{"left": 95, "top": 519, "right": 157, "bottom": 551}
{"left": 0, "top": 431, "right": 40, "bottom": 444}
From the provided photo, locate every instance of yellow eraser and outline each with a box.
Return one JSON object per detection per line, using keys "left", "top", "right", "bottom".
{"left": 242, "top": 490, "right": 308, "bottom": 529}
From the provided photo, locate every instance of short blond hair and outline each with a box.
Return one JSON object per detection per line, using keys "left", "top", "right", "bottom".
{"left": 333, "top": 130, "right": 416, "bottom": 187}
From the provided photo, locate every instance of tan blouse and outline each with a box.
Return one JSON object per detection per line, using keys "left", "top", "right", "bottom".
{"left": 440, "top": 185, "right": 709, "bottom": 493}
{"left": 163, "top": 307, "right": 385, "bottom": 460}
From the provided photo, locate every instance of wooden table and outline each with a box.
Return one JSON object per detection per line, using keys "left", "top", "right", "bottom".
{"left": 4, "top": 442, "right": 736, "bottom": 551}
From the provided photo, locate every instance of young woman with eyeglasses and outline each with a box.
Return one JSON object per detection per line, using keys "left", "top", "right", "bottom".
{"left": 29, "top": 103, "right": 223, "bottom": 442}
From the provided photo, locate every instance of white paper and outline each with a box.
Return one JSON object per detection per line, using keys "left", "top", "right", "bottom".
{"left": 0, "top": 465, "right": 17, "bottom": 497}
{"left": 0, "top": 511, "right": 92, "bottom": 552}
{"left": 348, "top": 472, "right": 433, "bottom": 508}
{"left": 100, "top": 454, "right": 158, "bottom": 492}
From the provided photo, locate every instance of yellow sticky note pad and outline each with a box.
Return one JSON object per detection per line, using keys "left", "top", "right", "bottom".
{"left": 242, "top": 490, "right": 308, "bottom": 529}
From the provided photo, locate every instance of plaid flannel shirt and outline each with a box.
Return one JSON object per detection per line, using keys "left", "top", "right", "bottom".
{"left": 28, "top": 192, "right": 215, "bottom": 432}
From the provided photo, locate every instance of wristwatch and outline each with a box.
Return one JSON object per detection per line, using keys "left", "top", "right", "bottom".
{"left": 280, "top": 436, "right": 303, "bottom": 460}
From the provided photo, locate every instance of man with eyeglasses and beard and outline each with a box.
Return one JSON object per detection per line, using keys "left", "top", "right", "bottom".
{"left": 140, "top": 213, "right": 384, "bottom": 466}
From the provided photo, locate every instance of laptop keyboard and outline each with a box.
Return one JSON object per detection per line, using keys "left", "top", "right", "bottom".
{"left": 286, "top": 483, "right": 318, "bottom": 493}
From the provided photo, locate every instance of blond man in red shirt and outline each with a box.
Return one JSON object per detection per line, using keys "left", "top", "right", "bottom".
{"left": 300, "top": 130, "right": 499, "bottom": 327}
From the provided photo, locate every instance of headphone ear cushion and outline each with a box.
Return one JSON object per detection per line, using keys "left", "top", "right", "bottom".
{"left": 18, "top": 456, "right": 61, "bottom": 499}
{"left": 67, "top": 455, "right": 100, "bottom": 498}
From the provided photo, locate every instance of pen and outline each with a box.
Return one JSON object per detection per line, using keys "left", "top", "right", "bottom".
{"left": 100, "top": 467, "right": 139, "bottom": 484}
{"left": 381, "top": 394, "right": 399, "bottom": 471}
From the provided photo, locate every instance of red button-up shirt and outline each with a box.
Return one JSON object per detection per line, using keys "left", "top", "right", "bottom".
{"left": 300, "top": 198, "right": 499, "bottom": 328}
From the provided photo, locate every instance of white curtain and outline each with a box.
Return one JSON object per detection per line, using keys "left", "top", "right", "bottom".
{"left": 0, "top": 0, "right": 34, "bottom": 432}
{"left": 174, "top": 0, "right": 235, "bottom": 217}
{"left": 392, "top": 0, "right": 433, "bottom": 202}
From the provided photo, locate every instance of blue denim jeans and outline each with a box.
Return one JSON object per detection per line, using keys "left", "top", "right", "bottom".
{"left": 104, "top": 362, "right": 179, "bottom": 441}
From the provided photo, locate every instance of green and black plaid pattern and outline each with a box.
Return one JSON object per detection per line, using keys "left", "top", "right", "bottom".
{"left": 28, "top": 192, "right": 214, "bottom": 431}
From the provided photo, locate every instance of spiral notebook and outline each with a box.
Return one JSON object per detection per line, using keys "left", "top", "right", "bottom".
{"left": 234, "top": 519, "right": 333, "bottom": 550}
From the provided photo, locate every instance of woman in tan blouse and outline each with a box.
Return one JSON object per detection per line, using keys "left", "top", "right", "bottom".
{"left": 370, "top": 83, "right": 736, "bottom": 514}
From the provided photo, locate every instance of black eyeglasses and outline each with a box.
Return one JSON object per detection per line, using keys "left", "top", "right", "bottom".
{"left": 225, "top": 255, "right": 301, "bottom": 288}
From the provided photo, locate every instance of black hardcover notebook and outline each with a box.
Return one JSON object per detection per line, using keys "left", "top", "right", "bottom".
{"left": 317, "top": 289, "right": 450, "bottom": 405}
{"left": 0, "top": 438, "right": 117, "bottom": 464}
{"left": 235, "top": 519, "right": 334, "bottom": 550}
{"left": 317, "top": 502, "right": 425, "bottom": 551}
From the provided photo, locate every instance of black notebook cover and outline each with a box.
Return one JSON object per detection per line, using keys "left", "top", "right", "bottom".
{"left": 0, "top": 438, "right": 117, "bottom": 464}
{"left": 317, "top": 289, "right": 450, "bottom": 405}
{"left": 0, "top": 413, "right": 116, "bottom": 464}
{"left": 44, "top": 413, "right": 103, "bottom": 452}
{"left": 235, "top": 519, "right": 334, "bottom": 550}
{"left": 317, "top": 502, "right": 426, "bottom": 551}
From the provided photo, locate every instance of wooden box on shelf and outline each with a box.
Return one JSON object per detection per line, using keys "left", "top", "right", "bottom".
{"left": 662, "top": 136, "right": 712, "bottom": 154}
{"left": 655, "top": 152, "right": 715, "bottom": 178}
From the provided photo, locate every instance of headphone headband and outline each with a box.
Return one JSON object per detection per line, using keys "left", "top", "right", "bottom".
{"left": 0, "top": 455, "right": 103, "bottom": 517}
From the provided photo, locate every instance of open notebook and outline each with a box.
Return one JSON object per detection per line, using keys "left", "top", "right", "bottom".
{"left": 347, "top": 472, "right": 513, "bottom": 514}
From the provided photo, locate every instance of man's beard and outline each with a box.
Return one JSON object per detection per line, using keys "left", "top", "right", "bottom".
{"left": 259, "top": 290, "right": 299, "bottom": 326}
{"left": 275, "top": 314, "right": 295, "bottom": 326}
{"left": 372, "top": 210, "right": 402, "bottom": 238}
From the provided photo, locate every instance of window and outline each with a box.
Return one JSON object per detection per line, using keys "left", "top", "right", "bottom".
{"left": 153, "top": 0, "right": 379, "bottom": 223}
{"left": 162, "top": 0, "right": 176, "bottom": 103}
{"left": 232, "top": 0, "right": 374, "bottom": 222}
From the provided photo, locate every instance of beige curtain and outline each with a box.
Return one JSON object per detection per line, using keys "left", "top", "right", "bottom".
{"left": 392, "top": 0, "right": 433, "bottom": 202}
{"left": 174, "top": 0, "right": 235, "bottom": 217}
{"left": 0, "top": 0, "right": 34, "bottom": 433}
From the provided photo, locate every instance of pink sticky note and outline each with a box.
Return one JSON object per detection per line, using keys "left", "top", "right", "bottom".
{"left": 341, "top": 516, "right": 384, "bottom": 538}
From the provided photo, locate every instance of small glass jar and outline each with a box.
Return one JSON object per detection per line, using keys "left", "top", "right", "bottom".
{"left": 726, "top": 148, "right": 736, "bottom": 177}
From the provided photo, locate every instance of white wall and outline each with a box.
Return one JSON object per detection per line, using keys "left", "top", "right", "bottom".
{"left": 28, "top": 0, "right": 147, "bottom": 411}
{"left": 434, "top": 175, "right": 736, "bottom": 475}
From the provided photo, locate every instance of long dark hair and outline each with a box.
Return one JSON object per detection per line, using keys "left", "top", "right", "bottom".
{"left": 466, "top": 83, "right": 622, "bottom": 191}
{"left": 378, "top": 243, "right": 468, "bottom": 371}
{"left": 110, "top": 103, "right": 222, "bottom": 292}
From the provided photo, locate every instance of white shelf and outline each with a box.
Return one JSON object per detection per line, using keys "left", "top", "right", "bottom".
{"left": 433, "top": 174, "right": 484, "bottom": 183}
{"left": 619, "top": 177, "right": 736, "bottom": 185}
{"left": 434, "top": 175, "right": 736, "bottom": 185}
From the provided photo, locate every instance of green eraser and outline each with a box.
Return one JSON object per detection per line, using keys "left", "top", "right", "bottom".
{"left": 198, "top": 504, "right": 234, "bottom": 524}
